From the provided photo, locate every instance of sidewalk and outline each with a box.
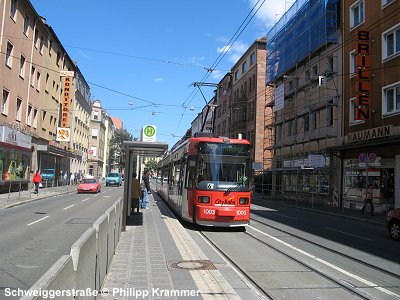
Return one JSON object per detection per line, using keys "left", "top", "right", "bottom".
{"left": 0, "top": 184, "right": 77, "bottom": 209}
{"left": 99, "top": 193, "right": 263, "bottom": 300}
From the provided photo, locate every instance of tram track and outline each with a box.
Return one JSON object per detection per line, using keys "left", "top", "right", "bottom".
{"left": 198, "top": 230, "right": 275, "bottom": 300}
{"left": 200, "top": 226, "right": 379, "bottom": 299}
{"left": 250, "top": 217, "right": 400, "bottom": 282}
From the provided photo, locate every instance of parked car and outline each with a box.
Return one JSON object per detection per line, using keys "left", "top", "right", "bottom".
{"left": 77, "top": 178, "right": 101, "bottom": 194}
{"left": 106, "top": 172, "right": 122, "bottom": 186}
{"left": 41, "top": 168, "right": 55, "bottom": 182}
{"left": 386, "top": 208, "right": 400, "bottom": 241}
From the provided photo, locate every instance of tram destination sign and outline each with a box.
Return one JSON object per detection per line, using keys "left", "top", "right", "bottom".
{"left": 199, "top": 143, "right": 250, "bottom": 156}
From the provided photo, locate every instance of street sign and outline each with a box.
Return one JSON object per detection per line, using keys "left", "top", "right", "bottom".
{"left": 252, "top": 162, "right": 263, "bottom": 170}
{"left": 141, "top": 125, "right": 156, "bottom": 142}
{"left": 368, "top": 152, "right": 376, "bottom": 162}
{"left": 60, "top": 71, "right": 75, "bottom": 77}
{"left": 358, "top": 153, "right": 367, "bottom": 163}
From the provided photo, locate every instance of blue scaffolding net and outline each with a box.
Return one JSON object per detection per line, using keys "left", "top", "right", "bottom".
{"left": 266, "top": 0, "right": 339, "bottom": 84}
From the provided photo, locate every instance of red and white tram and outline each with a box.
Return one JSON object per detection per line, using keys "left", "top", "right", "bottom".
{"left": 156, "top": 135, "right": 251, "bottom": 227}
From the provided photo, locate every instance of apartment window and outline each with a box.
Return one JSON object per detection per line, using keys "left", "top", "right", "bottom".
{"left": 382, "top": 0, "right": 394, "bottom": 7}
{"left": 16, "top": 98, "right": 22, "bottom": 121}
{"left": 312, "top": 65, "right": 318, "bottom": 77}
{"left": 10, "top": 0, "right": 17, "bottom": 20}
{"left": 350, "top": 50, "right": 356, "bottom": 78}
{"left": 2, "top": 89, "right": 9, "bottom": 115}
{"left": 93, "top": 111, "right": 99, "bottom": 120}
{"left": 6, "top": 42, "right": 13, "bottom": 67}
{"left": 350, "top": 0, "right": 365, "bottom": 29}
{"left": 250, "top": 52, "right": 255, "bottom": 65}
{"left": 304, "top": 114, "right": 310, "bottom": 132}
{"left": 383, "top": 82, "right": 400, "bottom": 115}
{"left": 19, "top": 55, "right": 26, "bottom": 78}
{"left": 49, "top": 40, "right": 53, "bottom": 56}
{"left": 39, "top": 35, "right": 44, "bottom": 54}
{"left": 288, "top": 120, "right": 293, "bottom": 136}
{"left": 27, "top": 105, "right": 32, "bottom": 125}
{"left": 33, "top": 109, "right": 38, "bottom": 128}
{"left": 56, "top": 52, "right": 61, "bottom": 66}
{"left": 327, "top": 55, "right": 334, "bottom": 73}
{"left": 350, "top": 97, "right": 364, "bottom": 124}
{"left": 92, "top": 128, "right": 98, "bottom": 137}
{"left": 327, "top": 106, "right": 334, "bottom": 127}
{"left": 289, "top": 80, "right": 294, "bottom": 91}
{"left": 234, "top": 70, "right": 239, "bottom": 81}
{"left": 310, "top": 112, "right": 318, "bottom": 130}
{"left": 305, "top": 69, "right": 310, "bottom": 82}
{"left": 45, "top": 73, "right": 50, "bottom": 93}
{"left": 276, "top": 125, "right": 282, "bottom": 141}
{"left": 23, "top": 14, "right": 29, "bottom": 35}
{"left": 242, "top": 61, "right": 247, "bottom": 74}
{"left": 36, "top": 71, "right": 41, "bottom": 91}
{"left": 30, "top": 66, "right": 35, "bottom": 87}
{"left": 382, "top": 24, "right": 400, "bottom": 60}
{"left": 34, "top": 29, "right": 39, "bottom": 49}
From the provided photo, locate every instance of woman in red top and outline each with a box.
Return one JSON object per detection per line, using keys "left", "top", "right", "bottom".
{"left": 33, "top": 170, "right": 42, "bottom": 194}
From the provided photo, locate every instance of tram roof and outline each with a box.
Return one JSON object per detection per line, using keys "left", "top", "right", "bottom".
{"left": 123, "top": 141, "right": 168, "bottom": 158}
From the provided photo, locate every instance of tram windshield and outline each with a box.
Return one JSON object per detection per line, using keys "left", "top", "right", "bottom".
{"left": 196, "top": 142, "right": 251, "bottom": 191}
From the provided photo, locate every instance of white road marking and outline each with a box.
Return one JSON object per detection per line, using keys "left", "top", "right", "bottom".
{"left": 249, "top": 225, "right": 400, "bottom": 299}
{"left": 82, "top": 198, "right": 90, "bottom": 202}
{"left": 27, "top": 216, "right": 49, "bottom": 226}
{"left": 274, "top": 213, "right": 297, "bottom": 220}
{"left": 325, "top": 227, "right": 373, "bottom": 241}
{"left": 16, "top": 264, "right": 40, "bottom": 269}
{"left": 62, "top": 204, "right": 75, "bottom": 210}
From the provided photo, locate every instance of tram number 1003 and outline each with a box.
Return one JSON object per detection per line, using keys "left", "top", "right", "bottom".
{"left": 202, "top": 209, "right": 247, "bottom": 216}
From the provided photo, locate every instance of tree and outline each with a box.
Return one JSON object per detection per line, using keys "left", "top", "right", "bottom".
{"left": 145, "top": 159, "right": 158, "bottom": 173}
{"left": 109, "top": 128, "right": 133, "bottom": 172}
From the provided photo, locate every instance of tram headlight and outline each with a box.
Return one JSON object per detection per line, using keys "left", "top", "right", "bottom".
{"left": 198, "top": 196, "right": 210, "bottom": 203}
{"left": 239, "top": 197, "right": 249, "bottom": 205}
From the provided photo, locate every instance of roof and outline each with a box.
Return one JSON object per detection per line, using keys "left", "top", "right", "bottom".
{"left": 123, "top": 141, "right": 168, "bottom": 157}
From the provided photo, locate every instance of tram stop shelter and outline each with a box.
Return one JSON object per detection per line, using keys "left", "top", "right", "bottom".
{"left": 122, "top": 140, "right": 168, "bottom": 230}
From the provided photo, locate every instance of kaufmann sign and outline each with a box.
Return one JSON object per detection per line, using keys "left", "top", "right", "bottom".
{"left": 141, "top": 125, "right": 157, "bottom": 142}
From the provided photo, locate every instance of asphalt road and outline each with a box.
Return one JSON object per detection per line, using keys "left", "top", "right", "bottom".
{"left": 0, "top": 185, "right": 124, "bottom": 298}
{"left": 188, "top": 202, "right": 400, "bottom": 299}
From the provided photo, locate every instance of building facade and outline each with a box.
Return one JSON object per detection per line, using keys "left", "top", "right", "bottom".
{"left": 265, "top": 0, "right": 342, "bottom": 205}
{"left": 339, "top": 0, "right": 400, "bottom": 212}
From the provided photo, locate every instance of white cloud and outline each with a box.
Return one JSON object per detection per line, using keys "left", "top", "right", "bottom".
{"left": 154, "top": 78, "right": 163, "bottom": 82}
{"left": 216, "top": 40, "right": 249, "bottom": 64}
{"left": 249, "top": 0, "right": 290, "bottom": 23}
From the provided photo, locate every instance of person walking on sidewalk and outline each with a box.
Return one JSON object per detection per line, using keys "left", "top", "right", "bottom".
{"left": 131, "top": 172, "right": 141, "bottom": 213}
{"left": 141, "top": 170, "right": 151, "bottom": 209}
{"left": 33, "top": 170, "right": 42, "bottom": 194}
{"left": 362, "top": 183, "right": 374, "bottom": 215}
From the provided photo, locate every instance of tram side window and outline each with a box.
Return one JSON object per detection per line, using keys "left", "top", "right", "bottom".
{"left": 185, "top": 156, "right": 196, "bottom": 188}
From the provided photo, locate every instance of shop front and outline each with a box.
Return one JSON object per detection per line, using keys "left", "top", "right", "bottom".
{"left": 0, "top": 126, "right": 32, "bottom": 192}
{"left": 338, "top": 126, "right": 399, "bottom": 214}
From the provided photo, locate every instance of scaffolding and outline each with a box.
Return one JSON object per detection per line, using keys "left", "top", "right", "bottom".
{"left": 258, "top": 0, "right": 341, "bottom": 208}
{"left": 266, "top": 0, "right": 339, "bottom": 83}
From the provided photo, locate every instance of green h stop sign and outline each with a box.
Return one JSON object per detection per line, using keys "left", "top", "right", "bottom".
{"left": 143, "top": 125, "right": 156, "bottom": 141}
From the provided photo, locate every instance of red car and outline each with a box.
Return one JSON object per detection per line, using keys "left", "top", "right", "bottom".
{"left": 77, "top": 178, "right": 101, "bottom": 194}
{"left": 386, "top": 208, "right": 400, "bottom": 241}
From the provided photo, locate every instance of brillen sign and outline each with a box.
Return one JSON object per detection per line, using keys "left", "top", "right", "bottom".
{"left": 355, "top": 30, "right": 371, "bottom": 120}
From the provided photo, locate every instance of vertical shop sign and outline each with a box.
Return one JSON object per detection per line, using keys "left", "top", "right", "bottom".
{"left": 355, "top": 30, "right": 371, "bottom": 120}
{"left": 61, "top": 76, "right": 71, "bottom": 127}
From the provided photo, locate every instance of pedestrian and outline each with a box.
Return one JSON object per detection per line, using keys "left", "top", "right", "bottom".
{"left": 131, "top": 172, "right": 141, "bottom": 213}
{"left": 70, "top": 172, "right": 75, "bottom": 185}
{"left": 32, "top": 170, "right": 42, "bottom": 194}
{"left": 361, "top": 183, "right": 374, "bottom": 215}
{"left": 141, "top": 170, "right": 151, "bottom": 209}
{"left": 63, "top": 172, "right": 67, "bottom": 185}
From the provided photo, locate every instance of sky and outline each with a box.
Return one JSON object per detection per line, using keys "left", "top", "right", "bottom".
{"left": 30, "top": 0, "right": 290, "bottom": 148}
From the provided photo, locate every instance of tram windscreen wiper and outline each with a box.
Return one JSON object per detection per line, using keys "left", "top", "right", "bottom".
{"left": 224, "top": 182, "right": 241, "bottom": 196}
